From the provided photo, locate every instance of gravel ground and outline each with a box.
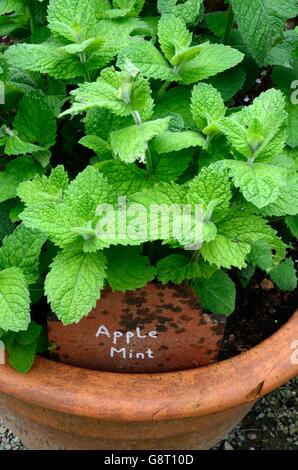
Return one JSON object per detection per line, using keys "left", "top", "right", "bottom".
{"left": 0, "top": 378, "right": 297, "bottom": 450}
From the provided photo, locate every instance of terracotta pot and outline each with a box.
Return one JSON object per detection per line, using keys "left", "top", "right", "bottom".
{"left": 0, "top": 310, "right": 297, "bottom": 450}
{"left": 48, "top": 283, "right": 226, "bottom": 373}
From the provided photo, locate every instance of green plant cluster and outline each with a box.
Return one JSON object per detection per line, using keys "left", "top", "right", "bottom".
{"left": 0, "top": 0, "right": 297, "bottom": 372}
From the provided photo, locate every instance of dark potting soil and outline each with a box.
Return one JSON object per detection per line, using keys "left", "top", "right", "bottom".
{"left": 219, "top": 274, "right": 298, "bottom": 361}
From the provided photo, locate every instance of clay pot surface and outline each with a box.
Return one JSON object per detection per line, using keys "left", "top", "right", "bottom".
{"left": 0, "top": 310, "right": 297, "bottom": 450}
{"left": 48, "top": 283, "right": 226, "bottom": 373}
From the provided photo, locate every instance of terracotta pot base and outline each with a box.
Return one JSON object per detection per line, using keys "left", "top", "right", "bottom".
{"left": 0, "top": 311, "right": 297, "bottom": 450}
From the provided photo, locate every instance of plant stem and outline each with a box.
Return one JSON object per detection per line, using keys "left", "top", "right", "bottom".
{"left": 27, "top": 6, "right": 36, "bottom": 34}
{"left": 223, "top": 5, "right": 234, "bottom": 45}
{"left": 79, "top": 52, "right": 91, "bottom": 82}
{"left": 132, "top": 110, "right": 153, "bottom": 174}
{"left": 157, "top": 81, "right": 171, "bottom": 100}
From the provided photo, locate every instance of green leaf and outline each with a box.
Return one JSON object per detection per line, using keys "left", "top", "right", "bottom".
{"left": 106, "top": 246, "right": 156, "bottom": 291}
{"left": 178, "top": 43, "right": 244, "bottom": 85}
{"left": 5, "top": 43, "right": 85, "bottom": 80}
{"left": 45, "top": 249, "right": 107, "bottom": 325}
{"left": 0, "top": 157, "right": 40, "bottom": 204}
{"left": 230, "top": 0, "right": 298, "bottom": 65}
{"left": 3, "top": 131, "right": 45, "bottom": 156}
{"left": 201, "top": 211, "right": 285, "bottom": 269}
{"left": 206, "top": 67, "right": 246, "bottom": 102}
{"left": 286, "top": 215, "right": 298, "bottom": 238}
{"left": 158, "top": 0, "right": 203, "bottom": 25}
{"left": 16, "top": 322, "right": 42, "bottom": 346}
{"left": 191, "top": 83, "right": 225, "bottom": 132}
{"left": 154, "top": 150, "right": 193, "bottom": 182}
{"left": 79, "top": 135, "right": 111, "bottom": 158}
{"left": 18, "top": 166, "right": 69, "bottom": 206}
{"left": 219, "top": 89, "right": 287, "bottom": 161}
{"left": 261, "top": 173, "right": 298, "bottom": 217}
{"left": 0, "top": 202, "right": 14, "bottom": 241}
{"left": 154, "top": 87, "right": 194, "bottom": 129}
{"left": 194, "top": 271, "right": 236, "bottom": 316}
{"left": 286, "top": 98, "right": 298, "bottom": 149}
{"left": 110, "top": 118, "right": 170, "bottom": 163}
{"left": 154, "top": 130, "right": 206, "bottom": 154}
{"left": 0, "top": 225, "right": 47, "bottom": 285}
{"left": 225, "top": 160, "right": 287, "bottom": 209}
{"left": 21, "top": 167, "right": 111, "bottom": 250}
{"left": 157, "top": 254, "right": 216, "bottom": 284}
{"left": 47, "top": 0, "right": 108, "bottom": 41}
{"left": 14, "top": 91, "right": 57, "bottom": 149}
{"left": 6, "top": 341, "right": 37, "bottom": 374}
{"left": 0, "top": 267, "right": 30, "bottom": 332}
{"left": 187, "top": 164, "right": 232, "bottom": 210}
{"left": 270, "top": 258, "right": 297, "bottom": 292}
{"left": 117, "top": 38, "right": 178, "bottom": 81}
{"left": 158, "top": 14, "right": 192, "bottom": 62}
{"left": 247, "top": 240, "right": 273, "bottom": 270}
{"left": 99, "top": 160, "right": 152, "bottom": 195}
{"left": 62, "top": 67, "right": 154, "bottom": 118}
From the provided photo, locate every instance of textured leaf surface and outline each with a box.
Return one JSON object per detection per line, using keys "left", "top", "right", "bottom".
{"left": 106, "top": 246, "right": 156, "bottom": 291}
{"left": 179, "top": 43, "right": 244, "bottom": 84}
{"left": 225, "top": 160, "right": 287, "bottom": 208}
{"left": 154, "top": 130, "right": 206, "bottom": 154}
{"left": 45, "top": 250, "right": 107, "bottom": 324}
{"left": 110, "top": 118, "right": 170, "bottom": 163}
{"left": 188, "top": 164, "right": 232, "bottom": 209}
{"left": 191, "top": 83, "right": 225, "bottom": 131}
{"left": 230, "top": 0, "right": 298, "bottom": 65}
{"left": 194, "top": 271, "right": 236, "bottom": 316}
{"left": 157, "top": 254, "right": 216, "bottom": 284}
{"left": 0, "top": 225, "right": 47, "bottom": 285}
{"left": 14, "top": 91, "right": 57, "bottom": 149}
{"left": 0, "top": 158, "right": 40, "bottom": 204}
{"left": 0, "top": 267, "right": 30, "bottom": 332}
{"left": 270, "top": 258, "right": 297, "bottom": 292}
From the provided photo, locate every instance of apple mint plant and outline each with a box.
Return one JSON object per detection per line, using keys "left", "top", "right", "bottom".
{"left": 0, "top": 0, "right": 297, "bottom": 373}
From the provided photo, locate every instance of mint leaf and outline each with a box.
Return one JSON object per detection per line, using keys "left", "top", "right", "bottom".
{"left": 224, "top": 160, "right": 287, "bottom": 209}
{"left": 117, "top": 38, "right": 178, "bottom": 81}
{"left": 16, "top": 321, "right": 42, "bottom": 346}
{"left": 158, "top": 14, "right": 192, "bottom": 62}
{"left": 248, "top": 240, "right": 273, "bottom": 270}
{"left": 286, "top": 215, "right": 298, "bottom": 238}
{"left": 157, "top": 254, "right": 216, "bottom": 284}
{"left": 62, "top": 67, "right": 154, "bottom": 118}
{"left": 6, "top": 341, "right": 37, "bottom": 374}
{"left": 194, "top": 271, "right": 236, "bottom": 316}
{"left": 14, "top": 91, "right": 57, "bottom": 149}
{"left": 187, "top": 164, "right": 232, "bottom": 210}
{"left": 106, "top": 246, "right": 156, "bottom": 291}
{"left": 201, "top": 211, "right": 285, "bottom": 269}
{"left": 99, "top": 160, "right": 152, "bottom": 195}
{"left": 270, "top": 258, "right": 297, "bottom": 292}
{"left": 0, "top": 267, "right": 30, "bottom": 332}
{"left": 0, "top": 224, "right": 46, "bottom": 285}
{"left": 230, "top": 0, "right": 298, "bottom": 65}
{"left": 18, "top": 166, "right": 69, "bottom": 206}
{"left": 178, "top": 43, "right": 244, "bottom": 84}
{"left": 154, "top": 130, "right": 206, "bottom": 154}
{"left": 158, "top": 0, "right": 203, "bottom": 25}
{"left": 45, "top": 249, "right": 107, "bottom": 325}
{"left": 261, "top": 173, "right": 298, "bottom": 217}
{"left": 191, "top": 83, "right": 225, "bottom": 132}
{"left": 110, "top": 118, "right": 170, "bottom": 163}
{"left": 0, "top": 157, "right": 40, "bottom": 204}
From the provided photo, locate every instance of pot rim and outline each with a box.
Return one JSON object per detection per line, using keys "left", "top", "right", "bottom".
{"left": 0, "top": 310, "right": 297, "bottom": 423}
